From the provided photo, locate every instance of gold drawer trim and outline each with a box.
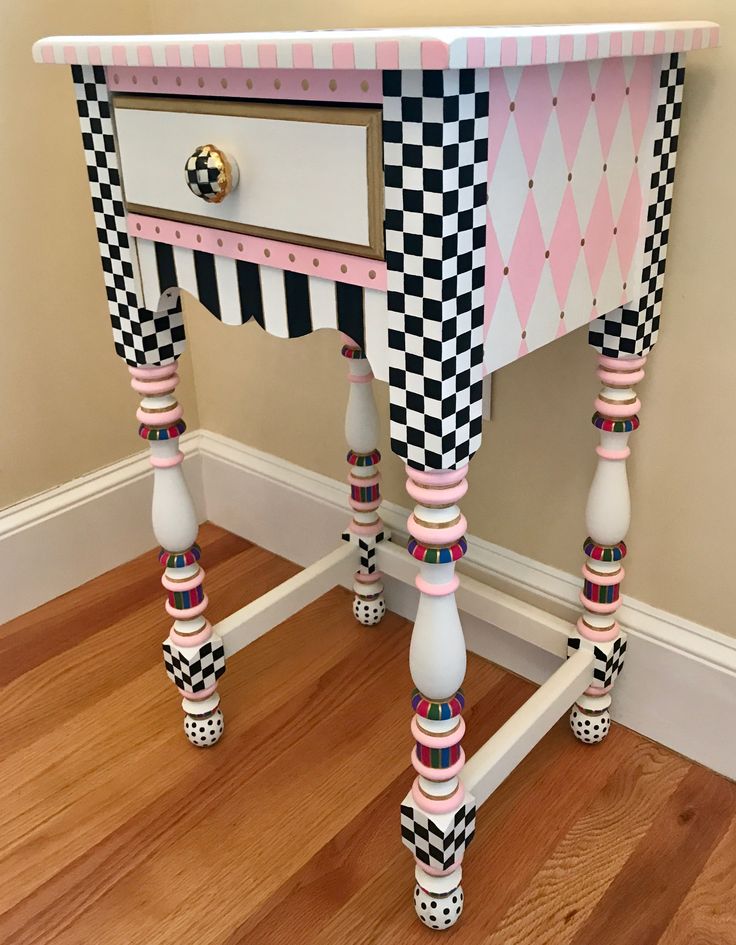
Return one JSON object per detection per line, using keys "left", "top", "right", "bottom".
{"left": 113, "top": 94, "right": 385, "bottom": 260}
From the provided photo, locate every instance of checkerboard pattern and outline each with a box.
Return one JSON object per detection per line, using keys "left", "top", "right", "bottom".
{"left": 340, "top": 530, "right": 386, "bottom": 574}
{"left": 568, "top": 634, "right": 627, "bottom": 688}
{"left": 71, "top": 64, "right": 185, "bottom": 366}
{"left": 162, "top": 637, "right": 226, "bottom": 694}
{"left": 383, "top": 69, "right": 489, "bottom": 470}
{"left": 590, "top": 53, "right": 686, "bottom": 357}
{"left": 400, "top": 795, "right": 476, "bottom": 871}
{"left": 185, "top": 145, "right": 227, "bottom": 201}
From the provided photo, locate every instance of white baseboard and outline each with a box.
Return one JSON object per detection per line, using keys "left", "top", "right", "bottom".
{"left": 3, "top": 428, "right": 734, "bottom": 779}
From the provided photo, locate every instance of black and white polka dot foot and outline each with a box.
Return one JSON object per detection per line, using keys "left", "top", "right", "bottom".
{"left": 184, "top": 708, "right": 224, "bottom": 747}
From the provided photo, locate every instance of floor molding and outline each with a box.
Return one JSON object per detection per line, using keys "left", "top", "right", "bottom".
{"left": 3, "top": 428, "right": 734, "bottom": 778}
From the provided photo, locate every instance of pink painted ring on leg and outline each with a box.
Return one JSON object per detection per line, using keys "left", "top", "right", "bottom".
{"left": 128, "top": 363, "right": 178, "bottom": 381}
{"left": 418, "top": 851, "right": 464, "bottom": 877}
{"left": 415, "top": 574, "right": 460, "bottom": 596}
{"left": 577, "top": 616, "right": 620, "bottom": 643}
{"left": 136, "top": 404, "right": 183, "bottom": 426}
{"left": 409, "top": 515, "right": 467, "bottom": 547}
{"left": 582, "top": 563, "right": 624, "bottom": 586}
{"left": 411, "top": 715, "right": 465, "bottom": 749}
{"left": 405, "top": 466, "right": 468, "bottom": 487}
{"left": 411, "top": 747, "right": 465, "bottom": 781}
{"left": 405, "top": 477, "right": 468, "bottom": 506}
{"left": 162, "top": 567, "right": 205, "bottom": 593}
{"left": 594, "top": 397, "right": 641, "bottom": 418}
{"left": 579, "top": 592, "right": 620, "bottom": 615}
{"left": 411, "top": 777, "right": 465, "bottom": 815}
{"left": 150, "top": 451, "right": 184, "bottom": 468}
{"left": 165, "top": 595, "right": 209, "bottom": 619}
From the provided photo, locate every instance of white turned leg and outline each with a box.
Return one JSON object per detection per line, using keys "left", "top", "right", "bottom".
{"left": 569, "top": 353, "right": 647, "bottom": 743}
{"left": 341, "top": 338, "right": 386, "bottom": 626}
{"left": 400, "top": 466, "right": 474, "bottom": 930}
{"left": 130, "top": 363, "right": 225, "bottom": 746}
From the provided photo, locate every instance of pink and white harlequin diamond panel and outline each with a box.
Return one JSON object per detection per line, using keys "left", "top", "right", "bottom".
{"left": 483, "top": 55, "right": 657, "bottom": 372}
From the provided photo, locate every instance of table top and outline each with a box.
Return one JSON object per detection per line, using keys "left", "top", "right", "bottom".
{"left": 34, "top": 22, "right": 719, "bottom": 70}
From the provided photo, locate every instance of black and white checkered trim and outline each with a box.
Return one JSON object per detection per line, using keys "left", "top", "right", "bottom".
{"left": 383, "top": 70, "right": 488, "bottom": 470}
{"left": 568, "top": 634, "right": 627, "bottom": 688}
{"left": 590, "top": 53, "right": 686, "bottom": 358}
{"left": 400, "top": 797, "right": 476, "bottom": 871}
{"left": 71, "top": 65, "right": 185, "bottom": 366}
{"left": 162, "top": 637, "right": 226, "bottom": 694}
{"left": 340, "top": 531, "right": 385, "bottom": 574}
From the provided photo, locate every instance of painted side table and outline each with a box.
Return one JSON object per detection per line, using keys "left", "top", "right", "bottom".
{"left": 35, "top": 23, "right": 719, "bottom": 929}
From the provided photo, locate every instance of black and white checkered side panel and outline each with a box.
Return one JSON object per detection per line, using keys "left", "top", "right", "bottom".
{"left": 400, "top": 798, "right": 476, "bottom": 871}
{"left": 162, "top": 638, "right": 226, "bottom": 694}
{"left": 136, "top": 238, "right": 388, "bottom": 367}
{"left": 71, "top": 65, "right": 185, "bottom": 366}
{"left": 340, "top": 530, "right": 385, "bottom": 574}
{"left": 589, "top": 54, "right": 686, "bottom": 358}
{"left": 383, "top": 70, "right": 489, "bottom": 470}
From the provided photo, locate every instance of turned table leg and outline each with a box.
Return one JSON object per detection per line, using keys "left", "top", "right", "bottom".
{"left": 569, "top": 353, "right": 647, "bottom": 743}
{"left": 130, "top": 363, "right": 226, "bottom": 746}
{"left": 400, "top": 466, "right": 475, "bottom": 929}
{"left": 341, "top": 337, "right": 386, "bottom": 626}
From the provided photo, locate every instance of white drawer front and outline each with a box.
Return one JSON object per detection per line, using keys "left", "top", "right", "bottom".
{"left": 113, "top": 97, "right": 383, "bottom": 258}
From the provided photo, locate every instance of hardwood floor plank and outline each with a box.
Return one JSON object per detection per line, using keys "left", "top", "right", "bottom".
{"left": 567, "top": 763, "right": 736, "bottom": 945}
{"left": 1, "top": 529, "right": 733, "bottom": 945}
{"left": 657, "top": 814, "right": 736, "bottom": 945}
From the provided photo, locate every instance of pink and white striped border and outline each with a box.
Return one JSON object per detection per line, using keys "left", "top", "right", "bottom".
{"left": 128, "top": 213, "right": 387, "bottom": 291}
{"left": 107, "top": 66, "right": 382, "bottom": 103}
{"left": 33, "top": 24, "right": 720, "bottom": 70}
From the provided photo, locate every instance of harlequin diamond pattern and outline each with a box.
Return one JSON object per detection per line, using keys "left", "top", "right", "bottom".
{"left": 483, "top": 56, "right": 656, "bottom": 372}
{"left": 400, "top": 796, "right": 476, "bottom": 871}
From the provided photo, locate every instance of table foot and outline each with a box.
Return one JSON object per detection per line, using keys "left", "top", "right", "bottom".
{"left": 130, "top": 362, "right": 226, "bottom": 746}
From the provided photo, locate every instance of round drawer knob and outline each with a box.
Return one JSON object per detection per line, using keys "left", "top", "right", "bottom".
{"left": 184, "top": 144, "right": 239, "bottom": 203}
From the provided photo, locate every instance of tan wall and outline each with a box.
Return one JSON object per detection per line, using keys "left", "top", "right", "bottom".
{"left": 0, "top": 1, "right": 199, "bottom": 508}
{"left": 5, "top": 2, "right": 734, "bottom": 637}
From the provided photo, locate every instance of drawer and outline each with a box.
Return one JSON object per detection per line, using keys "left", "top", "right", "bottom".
{"left": 113, "top": 95, "right": 384, "bottom": 259}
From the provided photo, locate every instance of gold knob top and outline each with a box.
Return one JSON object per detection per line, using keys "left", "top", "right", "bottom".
{"left": 184, "top": 144, "right": 239, "bottom": 203}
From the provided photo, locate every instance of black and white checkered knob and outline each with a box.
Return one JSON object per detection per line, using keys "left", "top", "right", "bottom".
{"left": 184, "top": 144, "right": 239, "bottom": 203}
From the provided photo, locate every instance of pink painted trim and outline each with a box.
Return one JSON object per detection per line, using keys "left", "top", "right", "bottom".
{"left": 63, "top": 45, "right": 76, "bottom": 63}
{"left": 193, "top": 44, "right": 210, "bottom": 67}
{"left": 467, "top": 37, "right": 485, "bottom": 68}
{"left": 596, "top": 445, "right": 631, "bottom": 461}
{"left": 632, "top": 31, "right": 646, "bottom": 55}
{"left": 128, "top": 363, "right": 177, "bottom": 381}
{"left": 531, "top": 36, "right": 547, "bottom": 64}
{"left": 349, "top": 498, "right": 381, "bottom": 513}
{"left": 88, "top": 46, "right": 102, "bottom": 65}
{"left": 258, "top": 43, "right": 278, "bottom": 68}
{"left": 411, "top": 747, "right": 465, "bottom": 781}
{"left": 579, "top": 591, "right": 619, "bottom": 615}
{"left": 150, "top": 451, "right": 184, "bottom": 469}
{"left": 597, "top": 366, "right": 645, "bottom": 386}
{"left": 332, "top": 41, "right": 355, "bottom": 69}
{"left": 412, "top": 778, "right": 465, "bottom": 815}
{"left": 586, "top": 34, "right": 599, "bottom": 59}
{"left": 594, "top": 397, "right": 641, "bottom": 418}
{"left": 41, "top": 45, "right": 54, "bottom": 63}
{"left": 412, "top": 716, "right": 465, "bottom": 750}
{"left": 559, "top": 35, "right": 575, "bottom": 61}
{"left": 136, "top": 404, "right": 183, "bottom": 426}
{"left": 415, "top": 574, "right": 460, "bottom": 597}
{"left": 292, "top": 43, "right": 313, "bottom": 68}
{"left": 500, "top": 37, "right": 517, "bottom": 66}
{"left": 224, "top": 43, "right": 242, "bottom": 68}
{"left": 185, "top": 682, "right": 218, "bottom": 702}
{"left": 375, "top": 40, "right": 399, "bottom": 69}
{"left": 405, "top": 477, "right": 468, "bottom": 507}
{"left": 112, "top": 45, "right": 127, "bottom": 66}
{"left": 162, "top": 567, "right": 204, "bottom": 593}
{"left": 409, "top": 515, "right": 467, "bottom": 547}
{"left": 354, "top": 570, "right": 383, "bottom": 585}
{"left": 165, "top": 45, "right": 181, "bottom": 67}
{"left": 653, "top": 31, "right": 666, "bottom": 54}
{"left": 585, "top": 683, "right": 613, "bottom": 696}
{"left": 137, "top": 45, "right": 153, "bottom": 67}
{"left": 130, "top": 374, "right": 178, "bottom": 396}
{"left": 108, "top": 64, "right": 383, "bottom": 103}
{"left": 421, "top": 41, "right": 449, "bottom": 69}
{"left": 129, "top": 214, "right": 386, "bottom": 292}
{"left": 577, "top": 616, "right": 620, "bottom": 643}
{"left": 609, "top": 32, "right": 623, "bottom": 57}
{"left": 166, "top": 594, "right": 209, "bottom": 619}
{"left": 418, "top": 851, "right": 464, "bottom": 877}
{"left": 348, "top": 471, "right": 379, "bottom": 487}
{"left": 347, "top": 372, "right": 374, "bottom": 384}
{"left": 598, "top": 354, "right": 647, "bottom": 371}
{"left": 169, "top": 621, "right": 213, "bottom": 649}
{"left": 582, "top": 563, "right": 624, "bottom": 587}
{"left": 346, "top": 520, "right": 383, "bottom": 537}
{"left": 405, "top": 466, "right": 468, "bottom": 487}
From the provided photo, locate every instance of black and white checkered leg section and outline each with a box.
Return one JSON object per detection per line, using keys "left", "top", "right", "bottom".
{"left": 71, "top": 64, "right": 185, "bottom": 366}
{"left": 162, "top": 636, "right": 226, "bottom": 694}
{"left": 340, "top": 531, "right": 386, "bottom": 574}
{"left": 400, "top": 794, "right": 476, "bottom": 871}
{"left": 590, "top": 53, "right": 686, "bottom": 358}
{"left": 568, "top": 634, "right": 627, "bottom": 688}
{"left": 383, "top": 70, "right": 489, "bottom": 470}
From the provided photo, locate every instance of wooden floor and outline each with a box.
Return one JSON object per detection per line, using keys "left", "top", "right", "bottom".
{"left": 1, "top": 524, "right": 735, "bottom": 945}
